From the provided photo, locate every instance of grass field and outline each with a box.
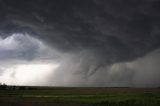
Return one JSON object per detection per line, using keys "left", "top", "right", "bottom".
{"left": 0, "top": 87, "right": 160, "bottom": 106}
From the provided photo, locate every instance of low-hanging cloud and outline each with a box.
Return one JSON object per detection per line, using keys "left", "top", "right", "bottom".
{"left": 49, "top": 48, "right": 160, "bottom": 87}
{"left": 0, "top": 33, "right": 160, "bottom": 87}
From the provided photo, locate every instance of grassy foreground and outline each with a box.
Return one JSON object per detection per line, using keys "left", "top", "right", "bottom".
{"left": 0, "top": 87, "right": 160, "bottom": 106}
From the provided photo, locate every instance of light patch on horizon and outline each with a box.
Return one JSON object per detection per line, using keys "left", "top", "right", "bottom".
{"left": 0, "top": 63, "right": 59, "bottom": 86}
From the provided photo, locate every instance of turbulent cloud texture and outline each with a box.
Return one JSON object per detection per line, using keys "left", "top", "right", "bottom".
{"left": 0, "top": 0, "right": 160, "bottom": 87}
{"left": 0, "top": 34, "right": 60, "bottom": 85}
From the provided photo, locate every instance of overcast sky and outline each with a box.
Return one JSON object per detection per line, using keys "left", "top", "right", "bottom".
{"left": 0, "top": 0, "right": 160, "bottom": 87}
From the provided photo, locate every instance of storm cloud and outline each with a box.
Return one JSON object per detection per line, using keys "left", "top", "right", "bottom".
{"left": 0, "top": 0, "right": 160, "bottom": 87}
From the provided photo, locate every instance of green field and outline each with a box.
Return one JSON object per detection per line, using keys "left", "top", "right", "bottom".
{"left": 0, "top": 87, "right": 160, "bottom": 106}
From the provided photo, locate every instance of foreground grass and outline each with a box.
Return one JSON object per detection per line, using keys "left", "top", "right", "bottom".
{"left": 0, "top": 87, "right": 160, "bottom": 106}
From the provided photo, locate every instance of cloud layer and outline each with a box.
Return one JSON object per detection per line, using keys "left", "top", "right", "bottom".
{"left": 0, "top": 0, "right": 160, "bottom": 87}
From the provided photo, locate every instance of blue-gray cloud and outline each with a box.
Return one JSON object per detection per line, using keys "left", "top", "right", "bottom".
{"left": 0, "top": 33, "right": 59, "bottom": 61}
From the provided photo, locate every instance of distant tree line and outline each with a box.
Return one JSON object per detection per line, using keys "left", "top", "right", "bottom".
{"left": 0, "top": 83, "right": 37, "bottom": 90}
{"left": 0, "top": 83, "right": 7, "bottom": 90}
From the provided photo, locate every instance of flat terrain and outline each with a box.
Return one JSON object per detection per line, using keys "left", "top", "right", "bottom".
{"left": 0, "top": 87, "right": 160, "bottom": 106}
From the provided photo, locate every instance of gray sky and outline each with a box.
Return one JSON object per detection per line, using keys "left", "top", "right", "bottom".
{"left": 0, "top": 0, "right": 160, "bottom": 87}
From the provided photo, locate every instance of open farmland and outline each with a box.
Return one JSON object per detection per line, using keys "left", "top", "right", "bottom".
{"left": 0, "top": 87, "right": 160, "bottom": 106}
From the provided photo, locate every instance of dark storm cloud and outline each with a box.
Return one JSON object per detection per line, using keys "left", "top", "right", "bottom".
{"left": 0, "top": 0, "right": 160, "bottom": 61}
{"left": 0, "top": 0, "right": 160, "bottom": 86}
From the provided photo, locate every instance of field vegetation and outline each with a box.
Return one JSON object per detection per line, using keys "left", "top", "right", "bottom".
{"left": 0, "top": 85, "right": 160, "bottom": 106}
